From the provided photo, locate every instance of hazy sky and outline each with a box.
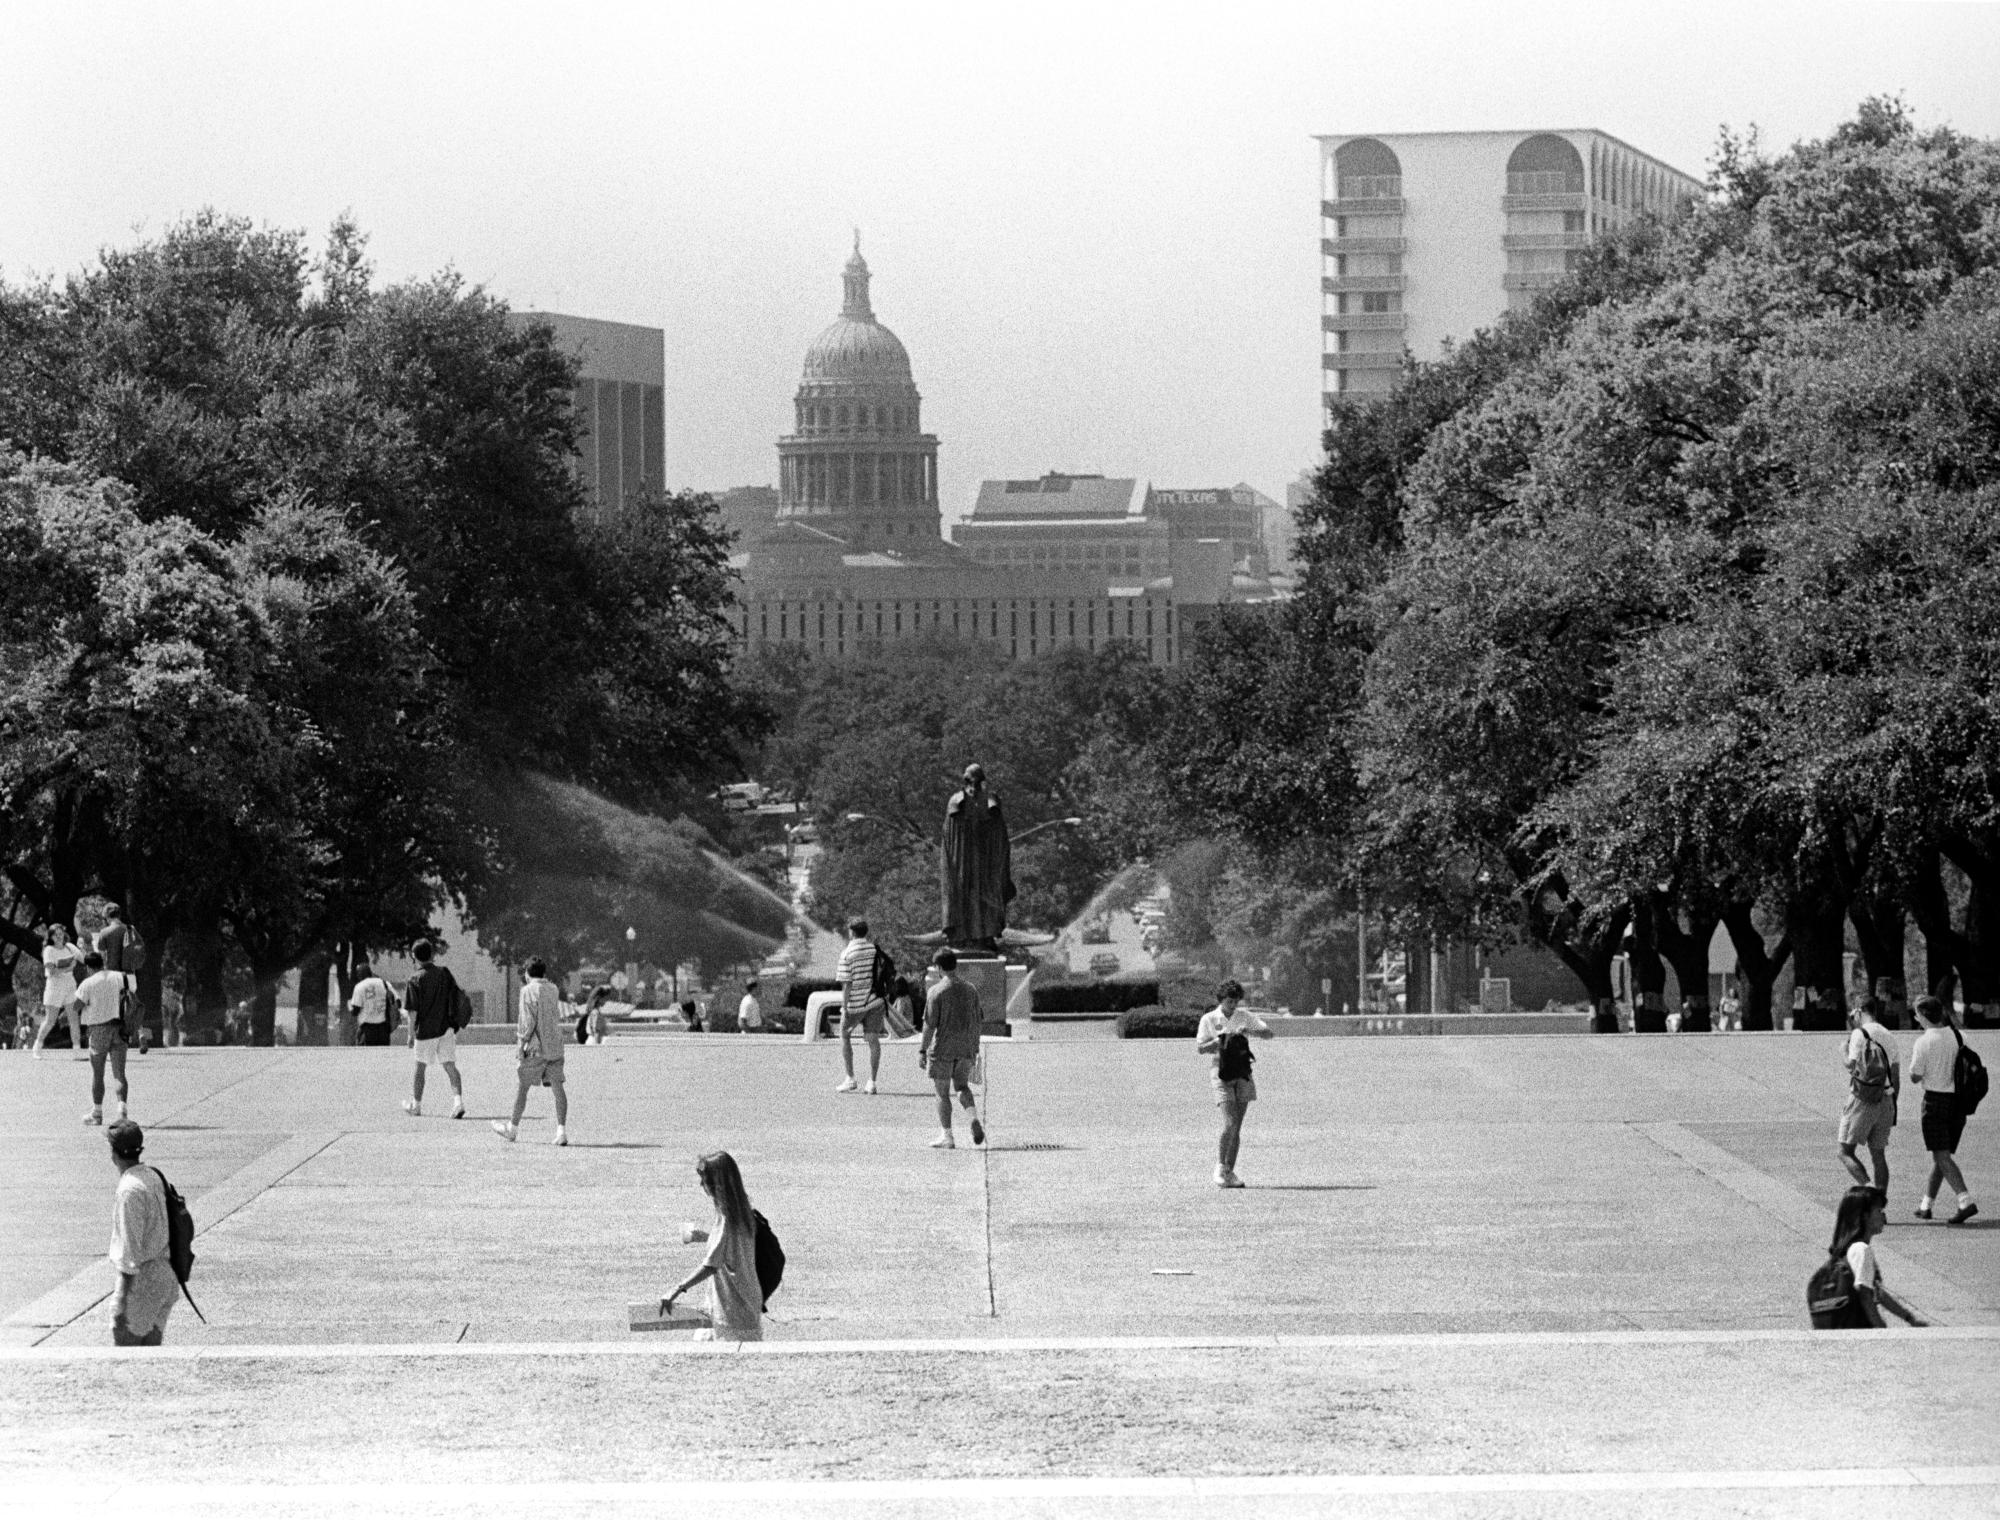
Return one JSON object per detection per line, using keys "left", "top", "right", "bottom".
{"left": 6, "top": 2, "right": 1998, "bottom": 521}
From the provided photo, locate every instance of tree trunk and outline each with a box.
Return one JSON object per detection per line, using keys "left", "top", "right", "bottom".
{"left": 1628, "top": 902, "right": 1669, "bottom": 1034}
{"left": 1653, "top": 898, "right": 1719, "bottom": 1034}
{"left": 296, "top": 950, "right": 332, "bottom": 1046}
{"left": 187, "top": 929, "right": 230, "bottom": 1043}
{"left": 1848, "top": 888, "right": 1907, "bottom": 1027}
{"left": 330, "top": 942, "right": 360, "bottom": 1046}
{"left": 248, "top": 967, "right": 281, "bottom": 1047}
{"left": 1537, "top": 908, "right": 1626, "bottom": 1033}
{"left": 1722, "top": 902, "right": 1790, "bottom": 1033}
{"left": 1964, "top": 873, "right": 2000, "bottom": 1028}
{"left": 1789, "top": 895, "right": 1848, "bottom": 1032}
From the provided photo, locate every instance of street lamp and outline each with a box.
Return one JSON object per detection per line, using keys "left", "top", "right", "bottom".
{"left": 1013, "top": 816, "right": 1084, "bottom": 845}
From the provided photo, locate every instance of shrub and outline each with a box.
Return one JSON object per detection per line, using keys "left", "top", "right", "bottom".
{"left": 1115, "top": 1006, "right": 1202, "bottom": 1039}
{"left": 1032, "top": 980, "right": 1160, "bottom": 1014}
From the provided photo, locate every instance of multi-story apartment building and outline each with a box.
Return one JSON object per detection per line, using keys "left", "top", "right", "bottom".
{"left": 1316, "top": 130, "right": 1703, "bottom": 407}
{"left": 509, "top": 311, "right": 667, "bottom": 514}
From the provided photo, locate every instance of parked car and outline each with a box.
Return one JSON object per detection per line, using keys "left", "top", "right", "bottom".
{"left": 1081, "top": 919, "right": 1112, "bottom": 944}
{"left": 1088, "top": 952, "right": 1121, "bottom": 978}
{"left": 786, "top": 820, "right": 820, "bottom": 845}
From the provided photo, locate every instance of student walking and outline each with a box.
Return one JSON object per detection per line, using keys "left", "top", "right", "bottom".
{"left": 105, "top": 1120, "right": 179, "bottom": 1347}
{"left": 1811, "top": 1186, "right": 1927, "bottom": 1328}
{"left": 1195, "top": 980, "right": 1273, "bottom": 1188}
{"left": 833, "top": 918, "right": 885, "bottom": 1093}
{"left": 661, "top": 1150, "right": 765, "bottom": 1342}
{"left": 347, "top": 961, "right": 398, "bottom": 1046}
{"left": 737, "top": 979, "right": 764, "bottom": 1033}
{"left": 919, "top": 949, "right": 984, "bottom": 1149}
{"left": 1838, "top": 998, "right": 1899, "bottom": 1195}
{"left": 401, "top": 939, "right": 467, "bottom": 1119}
{"left": 71, "top": 951, "right": 131, "bottom": 1126}
{"left": 31, "top": 924, "right": 83, "bottom": 1059}
{"left": 494, "top": 958, "right": 569, "bottom": 1145}
{"left": 1909, "top": 996, "right": 1979, "bottom": 1224}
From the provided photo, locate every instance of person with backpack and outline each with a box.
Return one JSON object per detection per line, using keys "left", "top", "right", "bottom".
{"left": 661, "top": 1150, "right": 767, "bottom": 1342}
{"left": 70, "top": 951, "right": 132, "bottom": 1126}
{"left": 1909, "top": 996, "right": 1980, "bottom": 1224}
{"left": 400, "top": 939, "right": 468, "bottom": 1119}
{"left": 1809, "top": 1186, "right": 1926, "bottom": 1329}
{"left": 1838, "top": 997, "right": 1899, "bottom": 1195}
{"left": 105, "top": 1119, "right": 180, "bottom": 1346}
{"left": 833, "top": 918, "right": 886, "bottom": 1094}
{"left": 1195, "top": 980, "right": 1273, "bottom": 1189}
{"left": 347, "top": 960, "right": 399, "bottom": 1047}
{"left": 494, "top": 957, "right": 569, "bottom": 1146}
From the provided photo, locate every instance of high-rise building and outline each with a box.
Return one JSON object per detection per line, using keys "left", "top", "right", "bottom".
{"left": 1316, "top": 130, "right": 1703, "bottom": 408}
{"left": 510, "top": 311, "right": 666, "bottom": 514}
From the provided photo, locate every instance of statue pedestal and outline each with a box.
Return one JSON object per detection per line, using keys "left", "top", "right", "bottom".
{"left": 954, "top": 954, "right": 1012, "bottom": 1038}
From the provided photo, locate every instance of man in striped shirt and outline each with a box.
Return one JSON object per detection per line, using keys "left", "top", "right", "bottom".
{"left": 834, "top": 918, "right": 886, "bottom": 1094}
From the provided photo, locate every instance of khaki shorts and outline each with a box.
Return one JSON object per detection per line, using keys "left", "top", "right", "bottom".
{"left": 87, "top": 1022, "right": 127, "bottom": 1055}
{"left": 518, "top": 1055, "right": 566, "bottom": 1086}
{"left": 1838, "top": 1095, "right": 1894, "bottom": 1149}
{"left": 928, "top": 1055, "right": 977, "bottom": 1086}
{"left": 1214, "top": 1076, "right": 1256, "bottom": 1108}
{"left": 413, "top": 1032, "right": 459, "bottom": 1065}
{"left": 841, "top": 998, "right": 886, "bottom": 1036}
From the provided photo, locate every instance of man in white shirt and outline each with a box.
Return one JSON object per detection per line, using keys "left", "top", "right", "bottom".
{"left": 737, "top": 980, "right": 764, "bottom": 1033}
{"left": 1909, "top": 996, "right": 1978, "bottom": 1224}
{"left": 105, "top": 1119, "right": 178, "bottom": 1346}
{"left": 69, "top": 951, "right": 130, "bottom": 1126}
{"left": 1838, "top": 998, "right": 1899, "bottom": 1194}
{"left": 347, "top": 961, "right": 396, "bottom": 1046}
{"left": 494, "top": 957, "right": 569, "bottom": 1146}
{"left": 1194, "top": 980, "right": 1274, "bottom": 1188}
{"left": 834, "top": 919, "right": 885, "bottom": 1094}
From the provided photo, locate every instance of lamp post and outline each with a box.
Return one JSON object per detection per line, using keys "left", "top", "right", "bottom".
{"left": 624, "top": 925, "right": 638, "bottom": 1006}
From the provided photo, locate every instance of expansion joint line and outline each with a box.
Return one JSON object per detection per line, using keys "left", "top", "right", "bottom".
{"left": 980, "top": 1054, "right": 997, "bottom": 1319}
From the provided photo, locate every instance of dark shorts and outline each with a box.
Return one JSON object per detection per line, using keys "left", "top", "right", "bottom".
{"left": 1921, "top": 1092, "right": 1966, "bottom": 1154}
{"left": 357, "top": 1021, "right": 392, "bottom": 1046}
{"left": 928, "top": 1055, "right": 976, "bottom": 1086}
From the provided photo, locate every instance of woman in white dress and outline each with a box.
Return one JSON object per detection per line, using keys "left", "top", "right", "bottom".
{"left": 661, "top": 1150, "right": 765, "bottom": 1342}
{"left": 32, "top": 924, "right": 82, "bottom": 1056}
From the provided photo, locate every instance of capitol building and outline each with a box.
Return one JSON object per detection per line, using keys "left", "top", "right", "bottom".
{"left": 732, "top": 244, "right": 1281, "bottom": 665}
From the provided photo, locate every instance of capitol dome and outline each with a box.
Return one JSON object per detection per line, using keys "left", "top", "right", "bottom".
{"left": 801, "top": 245, "right": 912, "bottom": 381}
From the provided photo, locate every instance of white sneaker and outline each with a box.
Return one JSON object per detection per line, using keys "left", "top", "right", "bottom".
{"left": 864, "top": 1079, "right": 878, "bottom": 1095}
{"left": 83, "top": 1109, "right": 103, "bottom": 1126}
{"left": 552, "top": 1126, "right": 568, "bottom": 1147}
{"left": 835, "top": 1077, "right": 858, "bottom": 1092}
{"left": 491, "top": 1121, "right": 517, "bottom": 1142}
{"left": 1214, "top": 1165, "right": 1230, "bottom": 1187}
{"left": 116, "top": 1102, "right": 128, "bottom": 1121}
{"left": 402, "top": 1099, "right": 420, "bottom": 1116}
{"left": 929, "top": 1130, "right": 955, "bottom": 1149}
{"left": 1221, "top": 1171, "right": 1246, "bottom": 1189}
{"left": 451, "top": 1099, "right": 466, "bottom": 1120}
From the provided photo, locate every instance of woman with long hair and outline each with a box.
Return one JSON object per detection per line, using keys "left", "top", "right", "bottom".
{"left": 32, "top": 924, "right": 82, "bottom": 1057}
{"left": 661, "top": 1150, "right": 764, "bottom": 1341}
{"left": 1823, "top": 1185, "right": 1925, "bottom": 1328}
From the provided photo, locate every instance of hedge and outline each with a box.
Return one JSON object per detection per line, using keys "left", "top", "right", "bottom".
{"left": 1114, "top": 1006, "right": 1202, "bottom": 1039}
{"left": 1032, "top": 980, "right": 1159, "bottom": 1014}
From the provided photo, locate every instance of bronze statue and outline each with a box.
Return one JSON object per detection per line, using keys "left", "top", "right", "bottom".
{"left": 941, "top": 763, "right": 1014, "bottom": 953}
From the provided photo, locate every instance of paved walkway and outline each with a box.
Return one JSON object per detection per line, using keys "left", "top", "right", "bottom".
{"left": 2, "top": 1032, "right": 1995, "bottom": 1513}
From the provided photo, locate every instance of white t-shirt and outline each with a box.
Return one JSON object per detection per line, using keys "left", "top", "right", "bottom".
{"left": 1195, "top": 1006, "right": 1269, "bottom": 1074}
{"left": 1910, "top": 1027, "right": 1958, "bottom": 1093}
{"left": 348, "top": 976, "right": 391, "bottom": 1025}
{"left": 1846, "top": 1239, "right": 1879, "bottom": 1296}
{"left": 74, "top": 969, "right": 126, "bottom": 1027}
{"left": 42, "top": 943, "right": 80, "bottom": 1005}
{"left": 1845, "top": 1021, "right": 1896, "bottom": 1090}
{"left": 738, "top": 993, "right": 763, "bottom": 1030}
{"left": 108, "top": 1166, "right": 178, "bottom": 1337}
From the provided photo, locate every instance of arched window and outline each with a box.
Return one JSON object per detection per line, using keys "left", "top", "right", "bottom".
{"left": 1508, "top": 134, "right": 1584, "bottom": 196}
{"left": 1334, "top": 138, "right": 1401, "bottom": 200}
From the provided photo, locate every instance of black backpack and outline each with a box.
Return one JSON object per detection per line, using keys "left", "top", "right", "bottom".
{"left": 152, "top": 1166, "right": 207, "bottom": 1324}
{"left": 1951, "top": 1029, "right": 1988, "bottom": 1116}
{"left": 1806, "top": 1253, "right": 1867, "bottom": 1329}
{"left": 1218, "top": 1030, "right": 1256, "bottom": 1083}
{"left": 752, "top": 1209, "right": 785, "bottom": 1310}
{"left": 869, "top": 945, "right": 898, "bottom": 1002}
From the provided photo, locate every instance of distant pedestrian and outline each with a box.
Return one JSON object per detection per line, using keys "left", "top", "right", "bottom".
{"left": 94, "top": 905, "right": 147, "bottom": 1052}
{"left": 400, "top": 939, "right": 467, "bottom": 1119}
{"left": 661, "top": 1150, "right": 765, "bottom": 1342}
{"left": 1909, "top": 996, "right": 1978, "bottom": 1224}
{"left": 71, "top": 951, "right": 130, "bottom": 1126}
{"left": 1810, "top": 1185, "right": 1926, "bottom": 1328}
{"left": 1195, "top": 980, "right": 1273, "bottom": 1188}
{"left": 105, "top": 1119, "right": 177, "bottom": 1347}
{"left": 682, "top": 999, "right": 704, "bottom": 1033}
{"left": 348, "top": 961, "right": 398, "bottom": 1046}
{"left": 919, "top": 949, "right": 984, "bottom": 1149}
{"left": 737, "top": 980, "right": 764, "bottom": 1033}
{"left": 584, "top": 986, "right": 612, "bottom": 1045}
{"left": 493, "top": 957, "right": 568, "bottom": 1146}
{"left": 1718, "top": 990, "right": 1740, "bottom": 1032}
{"left": 833, "top": 918, "right": 885, "bottom": 1094}
{"left": 1838, "top": 997, "right": 1899, "bottom": 1195}
{"left": 31, "top": 924, "right": 83, "bottom": 1059}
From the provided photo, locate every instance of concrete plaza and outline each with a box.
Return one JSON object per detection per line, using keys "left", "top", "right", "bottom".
{"left": 1, "top": 1030, "right": 1995, "bottom": 1515}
